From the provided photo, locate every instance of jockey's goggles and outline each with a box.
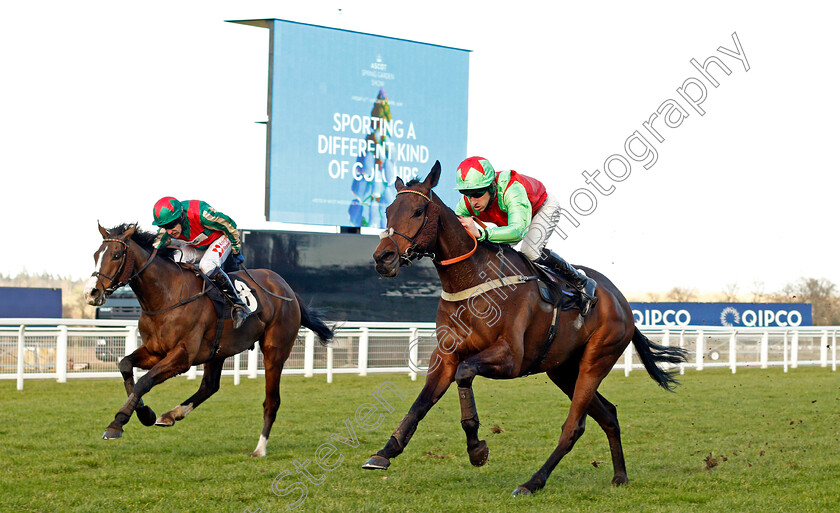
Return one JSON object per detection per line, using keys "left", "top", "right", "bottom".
{"left": 162, "top": 217, "right": 182, "bottom": 230}
{"left": 462, "top": 187, "right": 491, "bottom": 199}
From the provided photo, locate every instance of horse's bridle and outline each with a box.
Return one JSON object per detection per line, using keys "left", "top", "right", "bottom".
{"left": 379, "top": 189, "right": 477, "bottom": 266}
{"left": 91, "top": 238, "right": 155, "bottom": 296}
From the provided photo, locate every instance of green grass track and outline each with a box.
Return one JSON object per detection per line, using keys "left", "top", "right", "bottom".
{"left": 1, "top": 367, "right": 838, "bottom": 512}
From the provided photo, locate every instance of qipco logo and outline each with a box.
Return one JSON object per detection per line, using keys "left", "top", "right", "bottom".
{"left": 632, "top": 309, "right": 691, "bottom": 326}
{"left": 740, "top": 309, "right": 803, "bottom": 327}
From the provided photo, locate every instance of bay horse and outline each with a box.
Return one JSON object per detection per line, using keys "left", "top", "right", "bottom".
{"left": 366, "top": 161, "right": 688, "bottom": 495}
{"left": 84, "top": 223, "right": 334, "bottom": 456}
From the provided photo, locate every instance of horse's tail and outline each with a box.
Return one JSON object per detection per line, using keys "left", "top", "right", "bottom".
{"left": 296, "top": 294, "right": 336, "bottom": 346}
{"left": 631, "top": 327, "right": 689, "bottom": 391}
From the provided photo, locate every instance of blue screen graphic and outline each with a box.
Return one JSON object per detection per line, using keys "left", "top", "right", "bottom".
{"left": 266, "top": 20, "right": 469, "bottom": 227}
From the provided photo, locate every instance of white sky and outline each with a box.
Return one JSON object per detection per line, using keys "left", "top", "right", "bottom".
{"left": 1, "top": 1, "right": 838, "bottom": 298}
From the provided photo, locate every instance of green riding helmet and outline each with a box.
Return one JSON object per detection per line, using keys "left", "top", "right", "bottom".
{"left": 455, "top": 156, "right": 496, "bottom": 191}
{"left": 152, "top": 196, "right": 183, "bottom": 226}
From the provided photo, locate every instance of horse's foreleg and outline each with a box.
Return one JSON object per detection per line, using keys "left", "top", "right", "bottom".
{"left": 155, "top": 358, "right": 225, "bottom": 427}
{"left": 117, "top": 346, "right": 162, "bottom": 427}
{"left": 454, "top": 343, "right": 517, "bottom": 467}
{"left": 102, "top": 345, "right": 191, "bottom": 440}
{"left": 362, "top": 352, "right": 457, "bottom": 470}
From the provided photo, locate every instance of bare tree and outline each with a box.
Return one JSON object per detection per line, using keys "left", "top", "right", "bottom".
{"left": 767, "top": 277, "right": 840, "bottom": 325}
{"left": 719, "top": 282, "right": 739, "bottom": 302}
{"left": 667, "top": 286, "right": 697, "bottom": 302}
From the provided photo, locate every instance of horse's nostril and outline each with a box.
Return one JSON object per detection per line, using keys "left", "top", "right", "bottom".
{"left": 379, "top": 251, "right": 396, "bottom": 263}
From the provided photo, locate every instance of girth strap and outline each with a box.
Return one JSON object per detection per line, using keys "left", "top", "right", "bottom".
{"left": 523, "top": 305, "right": 562, "bottom": 376}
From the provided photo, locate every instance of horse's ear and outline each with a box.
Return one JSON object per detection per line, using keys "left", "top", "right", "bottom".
{"left": 395, "top": 177, "right": 405, "bottom": 192}
{"left": 122, "top": 224, "right": 137, "bottom": 240}
{"left": 98, "top": 222, "right": 109, "bottom": 239}
{"left": 424, "top": 160, "right": 441, "bottom": 189}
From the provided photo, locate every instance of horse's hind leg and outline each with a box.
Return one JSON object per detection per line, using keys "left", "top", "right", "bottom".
{"left": 155, "top": 357, "right": 225, "bottom": 427}
{"left": 251, "top": 328, "right": 294, "bottom": 457}
{"left": 512, "top": 345, "right": 620, "bottom": 495}
{"left": 117, "top": 345, "right": 162, "bottom": 428}
{"left": 546, "top": 366, "right": 628, "bottom": 485}
{"left": 103, "top": 345, "right": 190, "bottom": 440}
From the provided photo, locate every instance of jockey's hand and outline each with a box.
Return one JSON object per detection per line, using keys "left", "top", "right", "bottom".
{"left": 232, "top": 253, "right": 245, "bottom": 266}
{"left": 458, "top": 216, "right": 480, "bottom": 238}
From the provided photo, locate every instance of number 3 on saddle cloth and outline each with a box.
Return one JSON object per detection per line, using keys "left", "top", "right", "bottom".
{"left": 203, "top": 273, "right": 263, "bottom": 320}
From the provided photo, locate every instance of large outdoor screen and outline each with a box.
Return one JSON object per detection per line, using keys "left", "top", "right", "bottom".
{"left": 236, "top": 19, "right": 469, "bottom": 228}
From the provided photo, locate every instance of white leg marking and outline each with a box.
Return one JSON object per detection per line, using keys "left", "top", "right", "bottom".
{"left": 251, "top": 434, "right": 268, "bottom": 457}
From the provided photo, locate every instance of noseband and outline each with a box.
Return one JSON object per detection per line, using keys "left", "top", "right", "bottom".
{"left": 380, "top": 189, "right": 438, "bottom": 265}
{"left": 91, "top": 238, "right": 156, "bottom": 296}
{"left": 380, "top": 189, "right": 477, "bottom": 266}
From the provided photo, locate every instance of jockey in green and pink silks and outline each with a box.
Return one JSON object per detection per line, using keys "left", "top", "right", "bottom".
{"left": 454, "top": 157, "right": 598, "bottom": 316}
{"left": 151, "top": 196, "right": 249, "bottom": 328}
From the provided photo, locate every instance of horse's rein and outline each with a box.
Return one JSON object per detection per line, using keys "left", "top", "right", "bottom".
{"left": 379, "top": 189, "right": 477, "bottom": 266}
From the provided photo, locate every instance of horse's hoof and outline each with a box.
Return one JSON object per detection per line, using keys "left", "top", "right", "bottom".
{"left": 468, "top": 440, "right": 489, "bottom": 467}
{"left": 362, "top": 455, "right": 391, "bottom": 470}
{"left": 611, "top": 474, "right": 629, "bottom": 486}
{"left": 511, "top": 486, "right": 532, "bottom": 497}
{"left": 136, "top": 406, "right": 157, "bottom": 427}
{"left": 102, "top": 428, "right": 122, "bottom": 440}
{"left": 154, "top": 415, "right": 175, "bottom": 427}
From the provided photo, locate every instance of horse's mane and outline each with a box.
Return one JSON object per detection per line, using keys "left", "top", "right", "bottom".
{"left": 107, "top": 223, "right": 177, "bottom": 260}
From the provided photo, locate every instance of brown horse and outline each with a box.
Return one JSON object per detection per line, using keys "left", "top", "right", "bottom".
{"left": 366, "top": 161, "right": 687, "bottom": 494}
{"left": 84, "top": 223, "right": 334, "bottom": 456}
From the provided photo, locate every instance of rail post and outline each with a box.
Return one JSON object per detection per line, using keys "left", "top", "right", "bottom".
{"left": 783, "top": 331, "right": 789, "bottom": 373}
{"left": 16, "top": 325, "right": 25, "bottom": 391}
{"left": 304, "top": 330, "right": 315, "bottom": 378}
{"left": 729, "top": 329, "right": 737, "bottom": 374}
{"left": 695, "top": 330, "right": 705, "bottom": 371}
{"left": 820, "top": 330, "right": 828, "bottom": 367}
{"left": 56, "top": 325, "right": 68, "bottom": 383}
{"left": 233, "top": 352, "right": 241, "bottom": 386}
{"left": 326, "top": 345, "right": 334, "bottom": 384}
{"left": 408, "top": 327, "right": 418, "bottom": 381}
{"left": 760, "top": 331, "right": 769, "bottom": 369}
{"left": 358, "top": 327, "right": 369, "bottom": 377}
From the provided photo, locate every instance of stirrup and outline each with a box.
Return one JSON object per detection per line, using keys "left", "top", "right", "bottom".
{"left": 231, "top": 304, "right": 248, "bottom": 329}
{"left": 577, "top": 279, "right": 598, "bottom": 316}
{"left": 579, "top": 294, "right": 597, "bottom": 316}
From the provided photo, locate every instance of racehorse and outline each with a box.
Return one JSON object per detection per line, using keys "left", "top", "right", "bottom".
{"left": 366, "top": 161, "right": 688, "bottom": 495}
{"left": 84, "top": 223, "right": 334, "bottom": 456}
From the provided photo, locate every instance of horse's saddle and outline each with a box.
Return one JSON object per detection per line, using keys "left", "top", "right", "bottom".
{"left": 524, "top": 259, "right": 580, "bottom": 312}
{"left": 180, "top": 264, "right": 263, "bottom": 320}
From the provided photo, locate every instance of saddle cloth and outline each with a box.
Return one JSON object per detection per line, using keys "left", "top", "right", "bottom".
{"left": 176, "top": 265, "right": 263, "bottom": 320}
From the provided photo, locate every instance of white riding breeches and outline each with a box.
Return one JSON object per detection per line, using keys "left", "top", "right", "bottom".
{"left": 519, "top": 193, "right": 562, "bottom": 261}
{"left": 171, "top": 236, "right": 232, "bottom": 275}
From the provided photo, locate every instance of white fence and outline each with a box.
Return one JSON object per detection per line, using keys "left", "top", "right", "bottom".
{"left": 1, "top": 319, "right": 837, "bottom": 390}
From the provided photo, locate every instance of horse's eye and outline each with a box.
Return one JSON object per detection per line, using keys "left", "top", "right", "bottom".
{"left": 412, "top": 208, "right": 424, "bottom": 218}
{"left": 113, "top": 252, "right": 123, "bottom": 259}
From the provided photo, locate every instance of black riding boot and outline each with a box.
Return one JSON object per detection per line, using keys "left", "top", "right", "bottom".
{"left": 536, "top": 249, "right": 598, "bottom": 316}
{"left": 209, "top": 269, "right": 248, "bottom": 329}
